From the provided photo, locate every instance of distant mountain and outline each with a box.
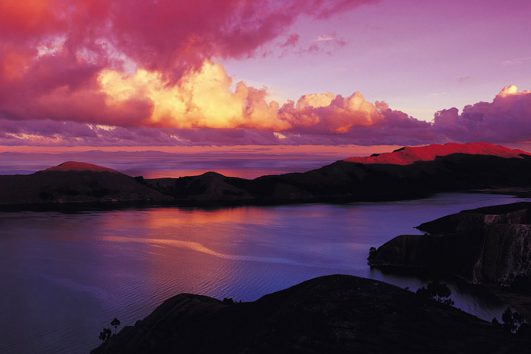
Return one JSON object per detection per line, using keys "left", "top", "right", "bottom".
{"left": 92, "top": 275, "right": 530, "bottom": 354}
{"left": 0, "top": 161, "right": 171, "bottom": 208}
{"left": 1, "top": 142, "right": 530, "bottom": 209}
{"left": 145, "top": 142, "right": 531, "bottom": 205}
{"left": 344, "top": 142, "right": 529, "bottom": 165}
{"left": 45, "top": 161, "right": 118, "bottom": 173}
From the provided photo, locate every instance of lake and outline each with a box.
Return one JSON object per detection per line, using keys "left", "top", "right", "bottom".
{"left": 0, "top": 193, "right": 527, "bottom": 353}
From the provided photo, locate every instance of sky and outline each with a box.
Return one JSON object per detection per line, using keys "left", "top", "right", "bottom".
{"left": 1, "top": 0, "right": 531, "bottom": 147}
{"left": 0, "top": 145, "right": 399, "bottom": 177}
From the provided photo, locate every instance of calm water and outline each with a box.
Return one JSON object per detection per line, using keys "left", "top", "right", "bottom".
{"left": 0, "top": 193, "right": 528, "bottom": 353}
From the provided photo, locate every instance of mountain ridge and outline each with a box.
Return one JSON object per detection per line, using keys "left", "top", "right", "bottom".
{"left": 1, "top": 142, "right": 531, "bottom": 209}
{"left": 344, "top": 142, "right": 530, "bottom": 165}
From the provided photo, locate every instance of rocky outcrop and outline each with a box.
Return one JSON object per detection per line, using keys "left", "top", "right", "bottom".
{"left": 92, "top": 275, "right": 529, "bottom": 354}
{"left": 369, "top": 203, "right": 531, "bottom": 292}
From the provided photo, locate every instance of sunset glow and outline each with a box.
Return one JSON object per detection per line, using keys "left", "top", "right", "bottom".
{"left": 0, "top": 0, "right": 530, "bottom": 147}
{"left": 3, "top": 3, "right": 531, "bottom": 352}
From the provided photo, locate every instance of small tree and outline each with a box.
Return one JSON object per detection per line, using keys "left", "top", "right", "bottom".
{"left": 222, "top": 298, "right": 235, "bottom": 305}
{"left": 111, "top": 318, "right": 121, "bottom": 335}
{"left": 416, "top": 280, "right": 454, "bottom": 306}
{"left": 367, "top": 247, "right": 377, "bottom": 262}
{"left": 99, "top": 328, "right": 112, "bottom": 342}
{"left": 499, "top": 307, "right": 527, "bottom": 334}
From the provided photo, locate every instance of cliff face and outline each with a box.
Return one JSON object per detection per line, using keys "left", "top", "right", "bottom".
{"left": 369, "top": 203, "right": 531, "bottom": 293}
{"left": 92, "top": 275, "right": 529, "bottom": 354}
{"left": 475, "top": 223, "right": 531, "bottom": 289}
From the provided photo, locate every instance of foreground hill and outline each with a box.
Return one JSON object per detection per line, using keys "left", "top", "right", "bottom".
{"left": 1, "top": 142, "right": 530, "bottom": 209}
{"left": 92, "top": 275, "right": 529, "bottom": 354}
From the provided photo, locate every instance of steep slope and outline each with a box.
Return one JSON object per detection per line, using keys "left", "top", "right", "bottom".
{"left": 92, "top": 275, "right": 529, "bottom": 354}
{"left": 368, "top": 203, "right": 531, "bottom": 293}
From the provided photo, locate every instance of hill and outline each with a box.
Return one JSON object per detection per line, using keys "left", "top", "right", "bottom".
{"left": 344, "top": 142, "right": 529, "bottom": 165}
{"left": 1, "top": 142, "right": 530, "bottom": 209}
{"left": 92, "top": 275, "right": 530, "bottom": 354}
{"left": 0, "top": 161, "right": 171, "bottom": 208}
{"left": 145, "top": 142, "right": 531, "bottom": 205}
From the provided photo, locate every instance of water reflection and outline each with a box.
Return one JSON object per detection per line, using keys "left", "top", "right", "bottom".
{"left": 0, "top": 193, "right": 528, "bottom": 353}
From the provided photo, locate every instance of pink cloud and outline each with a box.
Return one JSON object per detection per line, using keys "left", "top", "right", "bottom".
{"left": 0, "top": 0, "right": 374, "bottom": 127}
{"left": 433, "top": 85, "right": 531, "bottom": 143}
{"left": 1, "top": 1, "right": 530, "bottom": 147}
{"left": 279, "top": 34, "right": 301, "bottom": 48}
{"left": 1, "top": 85, "right": 531, "bottom": 146}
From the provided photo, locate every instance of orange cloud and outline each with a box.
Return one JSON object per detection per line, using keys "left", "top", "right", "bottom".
{"left": 0, "top": 0, "right": 374, "bottom": 128}
{"left": 96, "top": 60, "right": 398, "bottom": 135}
{"left": 98, "top": 61, "right": 288, "bottom": 130}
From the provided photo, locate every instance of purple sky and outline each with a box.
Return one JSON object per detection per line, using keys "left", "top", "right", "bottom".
{"left": 0, "top": 0, "right": 530, "bottom": 147}
{"left": 225, "top": 0, "right": 531, "bottom": 119}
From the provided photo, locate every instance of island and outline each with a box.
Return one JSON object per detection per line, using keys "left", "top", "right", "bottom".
{"left": 1, "top": 142, "right": 530, "bottom": 210}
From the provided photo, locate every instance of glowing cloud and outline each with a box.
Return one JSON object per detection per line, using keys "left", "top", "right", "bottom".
{"left": 98, "top": 61, "right": 287, "bottom": 130}
{"left": 0, "top": 1, "right": 530, "bottom": 147}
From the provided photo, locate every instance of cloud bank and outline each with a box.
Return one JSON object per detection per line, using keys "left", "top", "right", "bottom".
{"left": 2, "top": 83, "right": 530, "bottom": 146}
{"left": 0, "top": 1, "right": 530, "bottom": 146}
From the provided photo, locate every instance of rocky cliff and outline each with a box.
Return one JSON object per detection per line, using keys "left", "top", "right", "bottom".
{"left": 92, "top": 275, "right": 529, "bottom": 354}
{"left": 368, "top": 203, "right": 531, "bottom": 293}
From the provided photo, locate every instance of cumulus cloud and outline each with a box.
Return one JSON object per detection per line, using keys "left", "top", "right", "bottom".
{"left": 98, "top": 61, "right": 286, "bottom": 130}
{"left": 1, "top": 1, "right": 530, "bottom": 147}
{"left": 0, "top": 0, "right": 374, "bottom": 126}
{"left": 433, "top": 85, "right": 531, "bottom": 143}
{"left": 1, "top": 82, "right": 531, "bottom": 146}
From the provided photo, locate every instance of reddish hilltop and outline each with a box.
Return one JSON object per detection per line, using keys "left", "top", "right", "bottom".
{"left": 45, "top": 161, "right": 119, "bottom": 173}
{"left": 344, "top": 142, "right": 530, "bottom": 165}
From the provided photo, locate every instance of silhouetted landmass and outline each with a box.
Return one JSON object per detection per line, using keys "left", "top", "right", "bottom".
{"left": 147, "top": 152, "right": 531, "bottom": 206}
{"left": 0, "top": 161, "right": 171, "bottom": 209}
{"left": 92, "top": 275, "right": 530, "bottom": 354}
{"left": 368, "top": 202, "right": 531, "bottom": 316}
{"left": 1, "top": 143, "right": 531, "bottom": 209}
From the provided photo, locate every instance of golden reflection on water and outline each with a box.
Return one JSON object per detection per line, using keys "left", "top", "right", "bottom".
{"left": 93, "top": 206, "right": 289, "bottom": 301}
